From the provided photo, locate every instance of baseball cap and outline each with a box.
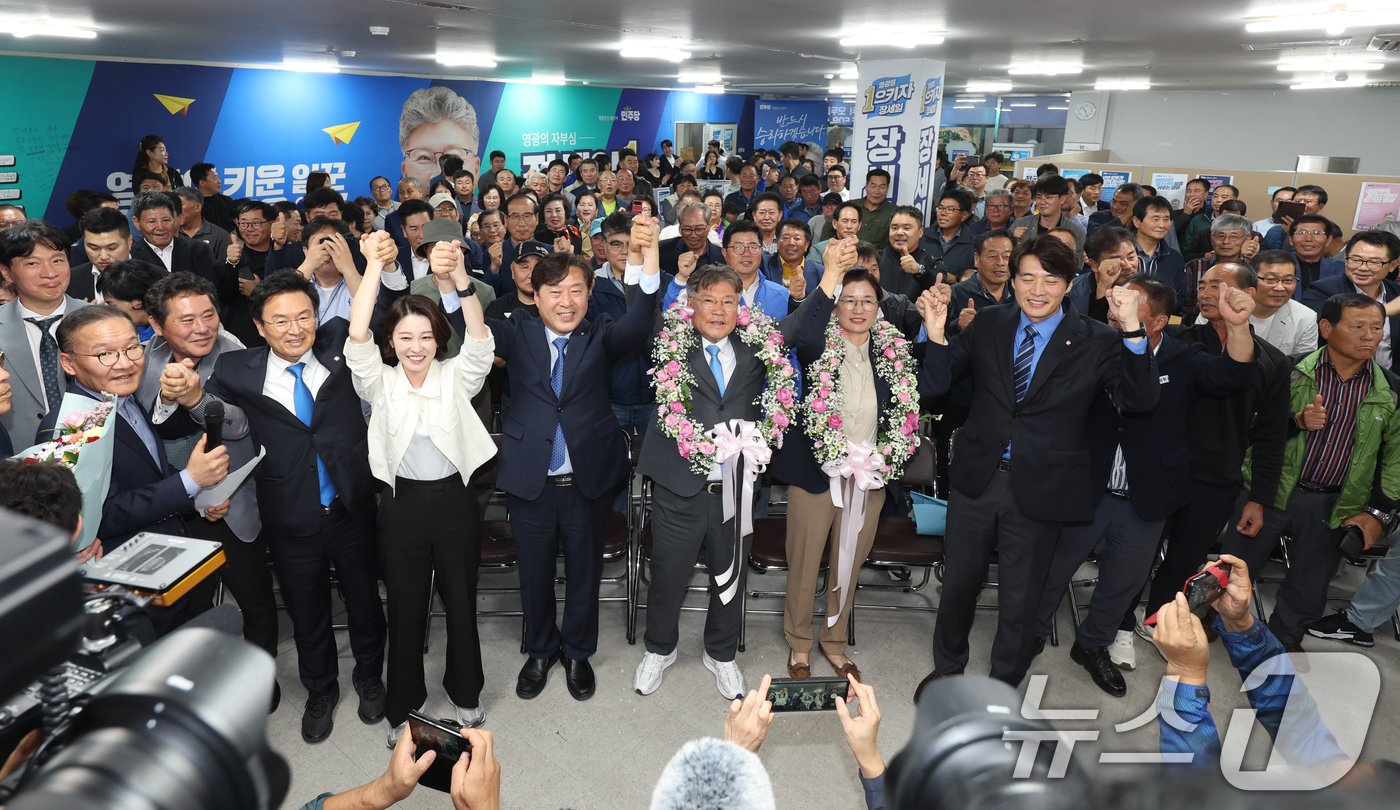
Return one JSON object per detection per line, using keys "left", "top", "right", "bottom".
{"left": 416, "top": 218, "right": 464, "bottom": 257}
{"left": 513, "top": 240, "right": 550, "bottom": 263}
{"left": 588, "top": 220, "right": 604, "bottom": 238}
{"left": 428, "top": 192, "right": 457, "bottom": 210}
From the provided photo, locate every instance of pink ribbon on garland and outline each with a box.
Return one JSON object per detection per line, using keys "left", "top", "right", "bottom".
{"left": 709, "top": 419, "right": 771, "bottom": 605}
{"left": 824, "top": 442, "right": 886, "bottom": 625}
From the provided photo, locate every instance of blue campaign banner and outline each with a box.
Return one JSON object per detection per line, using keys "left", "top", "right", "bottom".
{"left": 828, "top": 99, "right": 855, "bottom": 128}
{"left": 0, "top": 54, "right": 757, "bottom": 222}
{"left": 753, "top": 99, "right": 828, "bottom": 152}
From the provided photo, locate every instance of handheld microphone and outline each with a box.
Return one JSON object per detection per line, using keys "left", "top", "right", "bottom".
{"left": 204, "top": 399, "right": 225, "bottom": 451}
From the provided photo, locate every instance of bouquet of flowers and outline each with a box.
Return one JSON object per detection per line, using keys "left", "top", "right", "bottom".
{"left": 12, "top": 393, "right": 118, "bottom": 552}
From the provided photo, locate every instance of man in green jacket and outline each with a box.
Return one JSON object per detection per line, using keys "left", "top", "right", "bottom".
{"left": 1229, "top": 292, "right": 1400, "bottom": 649}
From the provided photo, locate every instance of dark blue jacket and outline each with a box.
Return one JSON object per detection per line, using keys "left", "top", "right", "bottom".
{"left": 588, "top": 270, "right": 671, "bottom": 407}
{"left": 1300, "top": 274, "right": 1400, "bottom": 372}
{"left": 1136, "top": 241, "right": 1188, "bottom": 314}
{"left": 659, "top": 237, "right": 724, "bottom": 277}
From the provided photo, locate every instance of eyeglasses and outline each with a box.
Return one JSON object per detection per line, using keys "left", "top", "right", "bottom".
{"left": 695, "top": 297, "right": 739, "bottom": 310}
{"left": 1346, "top": 255, "right": 1389, "bottom": 269}
{"left": 1257, "top": 275, "right": 1297, "bottom": 287}
{"left": 935, "top": 205, "right": 964, "bottom": 214}
{"left": 72, "top": 344, "right": 145, "bottom": 367}
{"left": 680, "top": 226, "right": 709, "bottom": 235}
{"left": 506, "top": 212, "right": 538, "bottom": 222}
{"left": 838, "top": 297, "right": 879, "bottom": 310}
{"left": 727, "top": 243, "right": 762, "bottom": 254}
{"left": 1294, "top": 229, "right": 1326, "bottom": 238}
{"left": 985, "top": 203, "right": 1010, "bottom": 210}
{"left": 606, "top": 240, "right": 629, "bottom": 250}
{"left": 236, "top": 219, "right": 269, "bottom": 229}
{"left": 262, "top": 313, "right": 316, "bottom": 332}
{"left": 1214, "top": 232, "right": 1247, "bottom": 242}
{"left": 404, "top": 146, "right": 476, "bottom": 167}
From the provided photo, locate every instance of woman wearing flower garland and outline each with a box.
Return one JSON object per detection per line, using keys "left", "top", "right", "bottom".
{"left": 770, "top": 264, "right": 931, "bottom": 682}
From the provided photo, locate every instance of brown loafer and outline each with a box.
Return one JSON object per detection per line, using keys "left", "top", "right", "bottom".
{"left": 914, "top": 669, "right": 962, "bottom": 703}
{"left": 787, "top": 654, "right": 811, "bottom": 679}
{"left": 823, "top": 652, "right": 861, "bottom": 683}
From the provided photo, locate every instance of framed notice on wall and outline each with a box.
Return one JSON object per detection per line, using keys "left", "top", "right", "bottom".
{"left": 707, "top": 124, "right": 737, "bottom": 156}
{"left": 1354, "top": 182, "right": 1400, "bottom": 230}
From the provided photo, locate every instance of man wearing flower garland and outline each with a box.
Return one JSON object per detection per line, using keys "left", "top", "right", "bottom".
{"left": 917, "top": 234, "right": 1160, "bottom": 692}
{"left": 634, "top": 237, "right": 857, "bottom": 699}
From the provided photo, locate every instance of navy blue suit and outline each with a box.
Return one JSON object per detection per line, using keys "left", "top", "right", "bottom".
{"left": 1300, "top": 274, "right": 1400, "bottom": 371}
{"left": 488, "top": 278, "right": 659, "bottom": 659}
{"left": 658, "top": 237, "right": 724, "bottom": 277}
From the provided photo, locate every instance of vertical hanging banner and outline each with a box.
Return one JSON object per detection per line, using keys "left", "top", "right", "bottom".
{"left": 851, "top": 58, "right": 945, "bottom": 223}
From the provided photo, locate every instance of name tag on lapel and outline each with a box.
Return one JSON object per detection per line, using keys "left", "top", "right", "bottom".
{"left": 1159, "top": 374, "right": 1171, "bottom": 384}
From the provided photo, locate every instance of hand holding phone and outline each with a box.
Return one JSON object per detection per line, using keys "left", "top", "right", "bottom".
{"left": 408, "top": 710, "right": 471, "bottom": 763}
{"left": 764, "top": 676, "right": 852, "bottom": 712}
{"left": 1144, "top": 562, "right": 1231, "bottom": 627}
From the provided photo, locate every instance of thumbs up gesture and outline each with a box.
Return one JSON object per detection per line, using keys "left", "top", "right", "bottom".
{"left": 898, "top": 243, "right": 921, "bottom": 276}
{"left": 227, "top": 234, "right": 243, "bottom": 265}
{"left": 958, "top": 296, "right": 978, "bottom": 330}
{"left": 1298, "top": 394, "right": 1327, "bottom": 431}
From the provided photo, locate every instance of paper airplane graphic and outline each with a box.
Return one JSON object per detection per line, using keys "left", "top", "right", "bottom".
{"left": 322, "top": 122, "right": 360, "bottom": 145}
{"left": 154, "top": 94, "right": 195, "bottom": 115}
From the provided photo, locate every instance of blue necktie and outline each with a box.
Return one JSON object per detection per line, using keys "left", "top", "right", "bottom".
{"left": 288, "top": 363, "right": 337, "bottom": 507}
{"left": 1012, "top": 324, "right": 1037, "bottom": 404}
{"left": 706, "top": 345, "right": 726, "bottom": 396}
{"left": 549, "top": 337, "right": 569, "bottom": 473}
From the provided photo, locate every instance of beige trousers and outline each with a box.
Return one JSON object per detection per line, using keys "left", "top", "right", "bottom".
{"left": 782, "top": 485, "right": 886, "bottom": 656}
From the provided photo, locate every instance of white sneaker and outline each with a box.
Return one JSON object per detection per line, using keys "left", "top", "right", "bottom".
{"left": 387, "top": 720, "right": 406, "bottom": 748}
{"left": 702, "top": 651, "right": 745, "bottom": 699}
{"left": 1108, "top": 630, "right": 1137, "bottom": 671}
{"left": 634, "top": 650, "right": 678, "bottom": 696}
{"left": 454, "top": 703, "right": 485, "bottom": 728}
{"left": 1134, "top": 619, "right": 1155, "bottom": 642}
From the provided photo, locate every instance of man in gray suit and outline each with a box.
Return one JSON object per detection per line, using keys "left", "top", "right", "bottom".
{"left": 633, "top": 249, "right": 849, "bottom": 699}
{"left": 141, "top": 272, "right": 280, "bottom": 698}
{"left": 0, "top": 221, "right": 89, "bottom": 446}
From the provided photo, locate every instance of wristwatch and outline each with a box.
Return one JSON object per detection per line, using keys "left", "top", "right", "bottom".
{"left": 458, "top": 283, "right": 476, "bottom": 298}
{"left": 1118, "top": 327, "right": 1147, "bottom": 338}
{"left": 1364, "top": 507, "right": 1393, "bottom": 527}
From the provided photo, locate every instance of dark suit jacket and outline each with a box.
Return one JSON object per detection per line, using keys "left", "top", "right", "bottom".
{"left": 1084, "top": 333, "right": 1253, "bottom": 522}
{"left": 0, "top": 422, "right": 11, "bottom": 456}
{"left": 1300, "top": 275, "right": 1400, "bottom": 372}
{"left": 67, "top": 262, "right": 101, "bottom": 301}
{"left": 205, "top": 318, "right": 375, "bottom": 537}
{"left": 131, "top": 235, "right": 235, "bottom": 312}
{"left": 925, "top": 302, "right": 1160, "bottom": 522}
{"left": 659, "top": 237, "right": 724, "bottom": 277}
{"left": 640, "top": 293, "right": 813, "bottom": 496}
{"left": 39, "top": 386, "right": 190, "bottom": 551}
{"left": 488, "top": 282, "right": 659, "bottom": 501}
{"left": 771, "top": 289, "right": 942, "bottom": 494}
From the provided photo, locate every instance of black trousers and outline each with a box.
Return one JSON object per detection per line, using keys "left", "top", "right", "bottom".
{"left": 380, "top": 476, "right": 484, "bottom": 725}
{"left": 1137, "top": 478, "right": 1239, "bottom": 622}
{"left": 1035, "top": 493, "right": 1166, "bottom": 649}
{"left": 508, "top": 484, "right": 612, "bottom": 660}
{"left": 266, "top": 500, "right": 386, "bottom": 694}
{"left": 645, "top": 482, "right": 748, "bottom": 660}
{"left": 183, "top": 518, "right": 279, "bottom": 657}
{"left": 932, "top": 467, "right": 1062, "bottom": 684}
{"left": 1221, "top": 488, "right": 1342, "bottom": 645}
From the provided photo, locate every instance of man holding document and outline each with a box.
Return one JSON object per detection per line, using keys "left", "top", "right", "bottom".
{"left": 144, "top": 272, "right": 279, "bottom": 681}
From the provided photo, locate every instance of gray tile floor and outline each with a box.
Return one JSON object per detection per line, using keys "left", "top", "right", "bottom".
{"left": 269, "top": 555, "right": 1400, "bottom": 809}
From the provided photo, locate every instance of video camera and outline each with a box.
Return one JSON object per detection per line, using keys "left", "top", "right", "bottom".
{"left": 0, "top": 508, "right": 289, "bottom": 810}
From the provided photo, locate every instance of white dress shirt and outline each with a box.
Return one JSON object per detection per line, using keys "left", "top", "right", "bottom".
{"left": 17, "top": 299, "right": 67, "bottom": 406}
{"left": 151, "top": 240, "right": 175, "bottom": 271}
{"left": 264, "top": 350, "right": 329, "bottom": 416}
{"left": 1357, "top": 282, "right": 1393, "bottom": 371}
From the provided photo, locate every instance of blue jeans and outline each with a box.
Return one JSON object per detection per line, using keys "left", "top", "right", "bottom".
{"left": 1347, "top": 533, "right": 1400, "bottom": 631}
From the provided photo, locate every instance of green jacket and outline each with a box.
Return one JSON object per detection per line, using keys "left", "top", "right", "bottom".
{"left": 1244, "top": 348, "right": 1400, "bottom": 527}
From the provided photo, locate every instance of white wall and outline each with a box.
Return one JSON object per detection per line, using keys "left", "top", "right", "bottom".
{"left": 1100, "top": 88, "right": 1400, "bottom": 176}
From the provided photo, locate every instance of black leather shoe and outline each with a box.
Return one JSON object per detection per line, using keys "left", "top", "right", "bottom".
{"left": 516, "top": 652, "right": 560, "bottom": 700}
{"left": 564, "top": 657, "right": 595, "bottom": 701}
{"left": 353, "top": 673, "right": 386, "bottom": 723}
{"left": 914, "top": 669, "right": 963, "bottom": 704}
{"left": 270, "top": 680, "right": 282, "bottom": 714}
{"left": 1071, "top": 643, "right": 1126, "bottom": 698}
{"left": 1031, "top": 637, "right": 1046, "bottom": 658}
{"left": 302, "top": 684, "right": 339, "bottom": 743}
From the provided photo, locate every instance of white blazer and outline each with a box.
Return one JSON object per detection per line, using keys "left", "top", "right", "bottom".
{"left": 345, "top": 331, "right": 496, "bottom": 493}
